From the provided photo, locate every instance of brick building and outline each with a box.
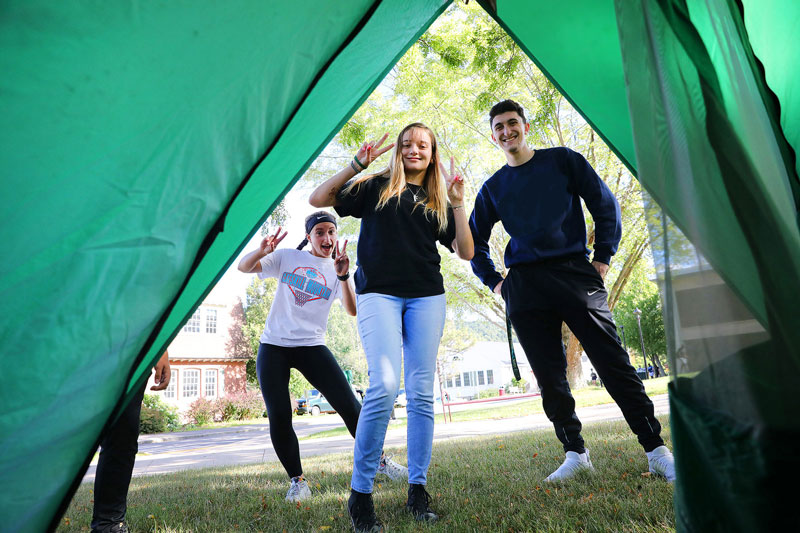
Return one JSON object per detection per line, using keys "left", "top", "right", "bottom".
{"left": 145, "top": 280, "right": 249, "bottom": 415}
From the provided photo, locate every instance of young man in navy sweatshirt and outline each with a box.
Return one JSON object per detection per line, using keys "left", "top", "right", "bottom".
{"left": 469, "top": 99, "right": 675, "bottom": 483}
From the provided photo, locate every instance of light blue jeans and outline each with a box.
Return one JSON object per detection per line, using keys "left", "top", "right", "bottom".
{"left": 350, "top": 292, "right": 446, "bottom": 493}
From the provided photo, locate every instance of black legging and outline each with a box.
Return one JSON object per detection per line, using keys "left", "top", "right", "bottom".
{"left": 256, "top": 343, "right": 362, "bottom": 478}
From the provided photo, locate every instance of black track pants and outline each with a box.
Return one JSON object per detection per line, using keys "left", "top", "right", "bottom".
{"left": 256, "top": 343, "right": 362, "bottom": 478}
{"left": 503, "top": 257, "right": 664, "bottom": 453}
{"left": 91, "top": 384, "right": 146, "bottom": 532}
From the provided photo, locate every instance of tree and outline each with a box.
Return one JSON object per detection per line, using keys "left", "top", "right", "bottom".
{"left": 225, "top": 297, "right": 252, "bottom": 360}
{"left": 325, "top": 302, "right": 367, "bottom": 388}
{"left": 614, "top": 269, "right": 667, "bottom": 373}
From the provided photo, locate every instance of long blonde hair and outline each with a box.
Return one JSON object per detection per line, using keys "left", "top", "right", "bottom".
{"left": 344, "top": 123, "right": 449, "bottom": 233}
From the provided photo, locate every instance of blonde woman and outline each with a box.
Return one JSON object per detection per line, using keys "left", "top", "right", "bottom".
{"left": 310, "top": 123, "right": 473, "bottom": 532}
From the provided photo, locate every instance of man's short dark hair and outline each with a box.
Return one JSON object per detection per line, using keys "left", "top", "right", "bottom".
{"left": 489, "top": 99, "right": 526, "bottom": 128}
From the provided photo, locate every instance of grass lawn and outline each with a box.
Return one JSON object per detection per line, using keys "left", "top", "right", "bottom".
{"left": 303, "top": 377, "right": 670, "bottom": 440}
{"left": 57, "top": 416, "right": 674, "bottom": 532}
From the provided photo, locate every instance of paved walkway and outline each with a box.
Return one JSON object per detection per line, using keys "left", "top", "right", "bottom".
{"left": 80, "top": 394, "right": 669, "bottom": 483}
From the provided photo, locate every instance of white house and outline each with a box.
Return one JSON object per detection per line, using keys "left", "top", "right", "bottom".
{"left": 436, "top": 341, "right": 597, "bottom": 400}
{"left": 436, "top": 341, "right": 535, "bottom": 400}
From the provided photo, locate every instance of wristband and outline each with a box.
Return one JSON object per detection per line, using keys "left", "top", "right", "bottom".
{"left": 337, "top": 272, "right": 350, "bottom": 281}
{"left": 353, "top": 155, "right": 366, "bottom": 170}
{"left": 452, "top": 205, "right": 464, "bottom": 210}
{"left": 350, "top": 160, "right": 361, "bottom": 174}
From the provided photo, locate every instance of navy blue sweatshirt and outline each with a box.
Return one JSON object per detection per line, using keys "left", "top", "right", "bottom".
{"left": 469, "top": 147, "right": 622, "bottom": 290}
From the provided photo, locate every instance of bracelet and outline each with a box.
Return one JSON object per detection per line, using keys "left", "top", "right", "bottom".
{"left": 350, "top": 160, "right": 361, "bottom": 174}
{"left": 452, "top": 205, "right": 464, "bottom": 210}
{"left": 353, "top": 155, "right": 366, "bottom": 170}
{"left": 337, "top": 272, "right": 350, "bottom": 281}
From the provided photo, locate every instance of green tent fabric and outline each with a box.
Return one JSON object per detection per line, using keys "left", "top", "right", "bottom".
{"left": 1, "top": 0, "right": 798, "bottom": 531}
{"left": 613, "top": 1, "right": 800, "bottom": 531}
{"left": 0, "top": 2, "right": 450, "bottom": 530}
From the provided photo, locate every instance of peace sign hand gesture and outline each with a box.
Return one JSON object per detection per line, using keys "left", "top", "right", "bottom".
{"left": 334, "top": 239, "right": 349, "bottom": 276}
{"left": 439, "top": 155, "right": 464, "bottom": 205}
{"left": 354, "top": 133, "right": 394, "bottom": 170}
{"left": 259, "top": 227, "right": 287, "bottom": 257}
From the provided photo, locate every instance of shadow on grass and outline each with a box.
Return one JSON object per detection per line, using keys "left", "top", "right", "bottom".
{"left": 58, "top": 417, "right": 674, "bottom": 532}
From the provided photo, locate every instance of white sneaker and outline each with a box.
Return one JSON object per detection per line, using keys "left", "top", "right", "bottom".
{"left": 647, "top": 445, "right": 676, "bottom": 482}
{"left": 377, "top": 453, "right": 408, "bottom": 481}
{"left": 285, "top": 475, "right": 312, "bottom": 502}
{"left": 545, "top": 450, "right": 594, "bottom": 482}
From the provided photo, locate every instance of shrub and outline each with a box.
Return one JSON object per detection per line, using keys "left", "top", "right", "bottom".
{"left": 234, "top": 389, "right": 266, "bottom": 420}
{"left": 187, "top": 397, "right": 217, "bottom": 426}
{"left": 142, "top": 394, "right": 180, "bottom": 431}
{"left": 214, "top": 397, "right": 239, "bottom": 422}
{"left": 214, "top": 390, "right": 266, "bottom": 421}
{"left": 139, "top": 406, "right": 167, "bottom": 434}
{"left": 475, "top": 389, "right": 500, "bottom": 400}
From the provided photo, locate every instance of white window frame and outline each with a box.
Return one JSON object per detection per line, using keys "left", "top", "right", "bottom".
{"left": 205, "top": 309, "right": 217, "bottom": 334}
{"left": 487, "top": 369, "right": 494, "bottom": 385}
{"left": 204, "top": 369, "right": 218, "bottom": 398}
{"left": 183, "top": 369, "right": 200, "bottom": 398}
{"left": 163, "top": 369, "right": 178, "bottom": 399}
{"left": 463, "top": 372, "right": 471, "bottom": 387}
{"left": 183, "top": 309, "right": 201, "bottom": 333}
{"left": 454, "top": 374, "right": 461, "bottom": 387}
{"left": 477, "top": 370, "right": 485, "bottom": 386}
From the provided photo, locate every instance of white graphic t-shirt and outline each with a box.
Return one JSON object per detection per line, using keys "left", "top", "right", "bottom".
{"left": 258, "top": 248, "right": 342, "bottom": 347}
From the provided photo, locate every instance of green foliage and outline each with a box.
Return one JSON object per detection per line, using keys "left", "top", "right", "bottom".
{"left": 475, "top": 388, "right": 500, "bottom": 399}
{"left": 325, "top": 302, "right": 367, "bottom": 389}
{"left": 138, "top": 406, "right": 167, "bottom": 434}
{"left": 243, "top": 277, "right": 277, "bottom": 384}
{"left": 213, "top": 390, "right": 266, "bottom": 422}
{"left": 615, "top": 279, "right": 667, "bottom": 370}
{"left": 141, "top": 394, "right": 180, "bottom": 432}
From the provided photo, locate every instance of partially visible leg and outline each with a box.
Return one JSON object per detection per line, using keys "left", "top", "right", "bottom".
{"left": 351, "top": 293, "right": 403, "bottom": 494}
{"left": 297, "top": 345, "right": 362, "bottom": 438}
{"left": 91, "top": 385, "right": 146, "bottom": 533}
{"left": 402, "top": 294, "right": 446, "bottom": 486}
{"left": 510, "top": 306, "right": 585, "bottom": 453}
{"left": 560, "top": 261, "right": 663, "bottom": 452}
{"left": 503, "top": 266, "right": 585, "bottom": 454}
{"left": 256, "top": 343, "right": 303, "bottom": 478}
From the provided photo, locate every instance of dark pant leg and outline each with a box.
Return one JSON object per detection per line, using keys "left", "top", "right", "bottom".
{"left": 556, "top": 259, "right": 664, "bottom": 452}
{"left": 504, "top": 267, "right": 585, "bottom": 454}
{"left": 257, "top": 343, "right": 303, "bottom": 478}
{"left": 91, "top": 384, "right": 147, "bottom": 532}
{"left": 293, "top": 345, "right": 361, "bottom": 439}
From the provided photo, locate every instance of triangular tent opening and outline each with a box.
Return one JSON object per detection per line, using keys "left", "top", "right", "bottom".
{"left": 1, "top": 1, "right": 797, "bottom": 531}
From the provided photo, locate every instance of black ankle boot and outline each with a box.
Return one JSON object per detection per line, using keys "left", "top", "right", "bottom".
{"left": 347, "top": 490, "right": 384, "bottom": 532}
{"left": 406, "top": 483, "right": 438, "bottom": 522}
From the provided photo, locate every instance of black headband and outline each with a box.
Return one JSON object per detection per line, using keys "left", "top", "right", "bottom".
{"left": 305, "top": 212, "right": 337, "bottom": 235}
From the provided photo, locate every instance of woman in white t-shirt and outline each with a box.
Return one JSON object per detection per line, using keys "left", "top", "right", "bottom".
{"left": 238, "top": 211, "right": 406, "bottom": 503}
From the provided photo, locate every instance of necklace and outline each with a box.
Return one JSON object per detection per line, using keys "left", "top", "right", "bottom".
{"left": 407, "top": 184, "right": 424, "bottom": 203}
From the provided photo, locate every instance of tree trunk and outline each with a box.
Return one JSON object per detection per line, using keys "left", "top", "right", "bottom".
{"left": 562, "top": 324, "right": 584, "bottom": 388}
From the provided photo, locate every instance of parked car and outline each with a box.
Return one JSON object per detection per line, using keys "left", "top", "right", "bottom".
{"left": 295, "top": 389, "right": 335, "bottom": 416}
{"left": 394, "top": 388, "right": 407, "bottom": 408}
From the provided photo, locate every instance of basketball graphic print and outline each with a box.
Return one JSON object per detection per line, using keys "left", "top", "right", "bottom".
{"left": 281, "top": 266, "right": 333, "bottom": 307}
